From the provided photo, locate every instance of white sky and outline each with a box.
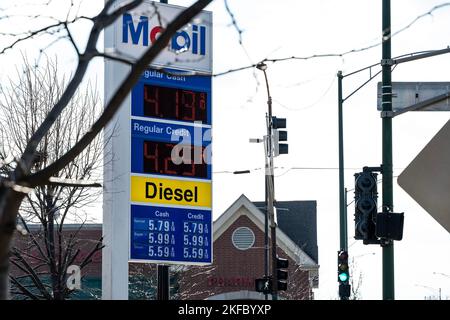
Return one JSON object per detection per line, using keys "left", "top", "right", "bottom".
{"left": 1, "top": 0, "right": 450, "bottom": 300}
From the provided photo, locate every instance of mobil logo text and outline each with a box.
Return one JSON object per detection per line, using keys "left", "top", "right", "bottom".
{"left": 122, "top": 13, "right": 207, "bottom": 55}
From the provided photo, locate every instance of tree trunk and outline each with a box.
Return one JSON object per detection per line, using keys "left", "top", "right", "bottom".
{"left": 0, "top": 188, "right": 25, "bottom": 299}
{"left": 0, "top": 248, "right": 9, "bottom": 300}
{"left": 46, "top": 191, "right": 60, "bottom": 300}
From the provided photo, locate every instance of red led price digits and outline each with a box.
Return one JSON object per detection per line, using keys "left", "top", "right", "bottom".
{"left": 199, "top": 93, "right": 206, "bottom": 110}
{"left": 180, "top": 90, "right": 195, "bottom": 121}
{"left": 144, "top": 86, "right": 159, "bottom": 116}
{"left": 143, "top": 141, "right": 207, "bottom": 178}
{"left": 143, "top": 85, "right": 207, "bottom": 123}
{"left": 163, "top": 143, "right": 177, "bottom": 176}
{"left": 143, "top": 141, "right": 158, "bottom": 172}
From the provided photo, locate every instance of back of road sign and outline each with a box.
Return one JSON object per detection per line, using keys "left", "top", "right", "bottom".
{"left": 398, "top": 119, "right": 450, "bottom": 234}
{"left": 377, "top": 82, "right": 450, "bottom": 111}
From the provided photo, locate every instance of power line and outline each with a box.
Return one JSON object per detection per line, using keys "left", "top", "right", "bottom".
{"left": 273, "top": 75, "right": 337, "bottom": 112}
{"left": 214, "top": 2, "right": 450, "bottom": 77}
{"left": 223, "top": 0, "right": 243, "bottom": 45}
{"left": 214, "top": 166, "right": 405, "bottom": 174}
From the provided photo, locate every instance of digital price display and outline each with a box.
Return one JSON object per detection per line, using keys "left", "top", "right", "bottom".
{"left": 143, "top": 84, "right": 207, "bottom": 123}
{"left": 131, "top": 70, "right": 212, "bottom": 125}
{"left": 130, "top": 205, "right": 212, "bottom": 263}
{"left": 143, "top": 140, "right": 207, "bottom": 178}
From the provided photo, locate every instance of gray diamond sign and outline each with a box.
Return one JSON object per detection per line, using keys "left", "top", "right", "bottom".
{"left": 398, "top": 119, "right": 450, "bottom": 234}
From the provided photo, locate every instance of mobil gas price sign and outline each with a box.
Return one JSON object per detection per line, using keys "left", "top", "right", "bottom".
{"left": 129, "top": 65, "right": 212, "bottom": 265}
{"left": 103, "top": 1, "right": 212, "bottom": 298}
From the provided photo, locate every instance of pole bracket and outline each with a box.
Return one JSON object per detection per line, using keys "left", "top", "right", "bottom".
{"left": 363, "top": 166, "right": 383, "bottom": 173}
{"left": 381, "top": 58, "right": 395, "bottom": 66}
{"left": 379, "top": 238, "right": 393, "bottom": 247}
{"left": 380, "top": 111, "right": 394, "bottom": 118}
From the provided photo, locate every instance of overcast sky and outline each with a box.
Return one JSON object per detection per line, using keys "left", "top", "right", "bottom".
{"left": 1, "top": 0, "right": 450, "bottom": 300}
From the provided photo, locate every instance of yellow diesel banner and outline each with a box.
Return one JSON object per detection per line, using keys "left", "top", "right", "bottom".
{"left": 130, "top": 175, "right": 211, "bottom": 208}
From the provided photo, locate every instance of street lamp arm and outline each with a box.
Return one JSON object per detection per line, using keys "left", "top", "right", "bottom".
{"left": 394, "top": 47, "right": 450, "bottom": 65}
{"left": 256, "top": 61, "right": 272, "bottom": 114}
{"left": 262, "top": 71, "right": 272, "bottom": 106}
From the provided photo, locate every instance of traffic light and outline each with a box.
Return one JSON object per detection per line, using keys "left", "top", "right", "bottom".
{"left": 272, "top": 116, "right": 288, "bottom": 156}
{"left": 337, "top": 250, "right": 349, "bottom": 283}
{"left": 255, "top": 276, "right": 272, "bottom": 294}
{"left": 354, "top": 170, "right": 379, "bottom": 245}
{"left": 337, "top": 250, "right": 350, "bottom": 299}
{"left": 276, "top": 256, "right": 289, "bottom": 291}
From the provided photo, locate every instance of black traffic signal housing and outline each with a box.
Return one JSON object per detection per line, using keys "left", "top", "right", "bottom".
{"left": 276, "top": 256, "right": 289, "bottom": 291}
{"left": 339, "top": 283, "right": 351, "bottom": 299}
{"left": 376, "top": 211, "right": 404, "bottom": 241}
{"left": 354, "top": 170, "right": 380, "bottom": 245}
{"left": 337, "top": 250, "right": 349, "bottom": 284}
{"left": 255, "top": 276, "right": 272, "bottom": 294}
{"left": 272, "top": 116, "right": 288, "bottom": 156}
{"left": 337, "top": 250, "right": 351, "bottom": 299}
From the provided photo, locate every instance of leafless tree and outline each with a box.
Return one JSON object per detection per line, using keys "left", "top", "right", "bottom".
{"left": 128, "top": 263, "right": 158, "bottom": 300}
{"left": 281, "top": 266, "right": 315, "bottom": 300}
{"left": 173, "top": 264, "right": 217, "bottom": 300}
{"left": 0, "top": 0, "right": 213, "bottom": 299}
{"left": 279, "top": 248, "right": 316, "bottom": 300}
{"left": 0, "top": 57, "right": 104, "bottom": 300}
{"left": 349, "top": 257, "right": 363, "bottom": 300}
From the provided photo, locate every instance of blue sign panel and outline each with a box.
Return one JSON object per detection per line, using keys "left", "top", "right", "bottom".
{"left": 129, "top": 67, "right": 212, "bottom": 265}
{"left": 131, "top": 118, "right": 211, "bottom": 179}
{"left": 130, "top": 204, "right": 212, "bottom": 264}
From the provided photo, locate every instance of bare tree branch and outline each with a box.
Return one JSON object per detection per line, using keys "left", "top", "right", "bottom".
{"left": 1, "top": 0, "right": 213, "bottom": 300}
{"left": 25, "top": 0, "right": 214, "bottom": 187}
{"left": 10, "top": 0, "right": 145, "bottom": 183}
{"left": 224, "top": 0, "right": 243, "bottom": 44}
{"left": 9, "top": 276, "right": 39, "bottom": 300}
{"left": 10, "top": 250, "right": 52, "bottom": 299}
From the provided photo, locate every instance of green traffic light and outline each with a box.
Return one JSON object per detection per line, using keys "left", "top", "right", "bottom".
{"left": 338, "top": 272, "right": 349, "bottom": 282}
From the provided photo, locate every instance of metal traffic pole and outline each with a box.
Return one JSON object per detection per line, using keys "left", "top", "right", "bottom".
{"left": 248, "top": 136, "right": 270, "bottom": 300}
{"left": 256, "top": 61, "right": 278, "bottom": 300}
{"left": 381, "top": 0, "right": 395, "bottom": 300}
{"left": 337, "top": 71, "right": 348, "bottom": 253}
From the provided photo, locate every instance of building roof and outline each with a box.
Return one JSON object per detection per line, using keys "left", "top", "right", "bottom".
{"left": 214, "top": 194, "right": 318, "bottom": 270}
{"left": 253, "top": 200, "right": 318, "bottom": 264}
{"left": 24, "top": 223, "right": 103, "bottom": 231}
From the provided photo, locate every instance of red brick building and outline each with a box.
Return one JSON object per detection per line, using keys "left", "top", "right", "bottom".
{"left": 178, "top": 194, "right": 319, "bottom": 300}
